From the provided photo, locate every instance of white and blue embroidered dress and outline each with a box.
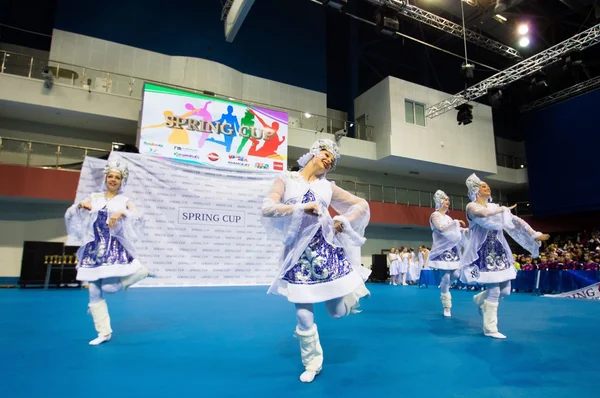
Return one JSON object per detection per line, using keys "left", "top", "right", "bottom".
{"left": 427, "top": 211, "right": 469, "bottom": 271}
{"left": 65, "top": 193, "right": 144, "bottom": 282}
{"left": 459, "top": 202, "right": 542, "bottom": 285}
{"left": 262, "top": 172, "right": 371, "bottom": 304}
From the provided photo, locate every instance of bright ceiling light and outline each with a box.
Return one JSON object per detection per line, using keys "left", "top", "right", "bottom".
{"left": 518, "top": 24, "right": 529, "bottom": 35}
{"left": 519, "top": 37, "right": 530, "bottom": 47}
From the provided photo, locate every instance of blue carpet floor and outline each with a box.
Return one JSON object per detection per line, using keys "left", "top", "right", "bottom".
{"left": 0, "top": 283, "right": 598, "bottom": 398}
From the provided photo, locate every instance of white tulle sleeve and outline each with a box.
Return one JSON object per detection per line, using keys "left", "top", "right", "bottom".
{"left": 64, "top": 197, "right": 90, "bottom": 244}
{"left": 505, "top": 215, "right": 543, "bottom": 258}
{"left": 261, "top": 174, "right": 307, "bottom": 244}
{"left": 467, "top": 203, "right": 542, "bottom": 257}
{"left": 431, "top": 212, "right": 461, "bottom": 234}
{"left": 115, "top": 200, "right": 145, "bottom": 244}
{"left": 330, "top": 182, "right": 370, "bottom": 245}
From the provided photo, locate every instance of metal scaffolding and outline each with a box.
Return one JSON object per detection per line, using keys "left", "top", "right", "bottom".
{"left": 365, "top": 0, "right": 522, "bottom": 59}
{"left": 425, "top": 23, "right": 600, "bottom": 118}
{"left": 520, "top": 75, "right": 600, "bottom": 113}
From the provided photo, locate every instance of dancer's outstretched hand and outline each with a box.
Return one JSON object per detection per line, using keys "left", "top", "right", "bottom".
{"left": 536, "top": 233, "right": 550, "bottom": 243}
{"left": 458, "top": 220, "right": 466, "bottom": 227}
{"left": 78, "top": 201, "right": 92, "bottom": 211}
{"left": 334, "top": 220, "right": 344, "bottom": 234}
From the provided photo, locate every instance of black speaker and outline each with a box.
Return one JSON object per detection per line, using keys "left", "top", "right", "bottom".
{"left": 19, "top": 241, "right": 64, "bottom": 287}
{"left": 370, "top": 254, "right": 389, "bottom": 282}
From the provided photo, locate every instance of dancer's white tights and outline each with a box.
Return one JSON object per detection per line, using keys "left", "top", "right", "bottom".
{"left": 440, "top": 270, "right": 460, "bottom": 294}
{"left": 295, "top": 298, "right": 346, "bottom": 331}
{"left": 88, "top": 278, "right": 123, "bottom": 303}
{"left": 484, "top": 281, "right": 511, "bottom": 302}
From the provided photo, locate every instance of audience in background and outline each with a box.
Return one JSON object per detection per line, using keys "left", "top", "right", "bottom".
{"left": 518, "top": 229, "right": 600, "bottom": 271}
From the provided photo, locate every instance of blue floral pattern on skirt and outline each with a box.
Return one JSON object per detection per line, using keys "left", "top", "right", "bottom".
{"left": 430, "top": 246, "right": 460, "bottom": 262}
{"left": 80, "top": 208, "right": 133, "bottom": 268}
{"left": 473, "top": 230, "right": 510, "bottom": 273}
{"left": 283, "top": 190, "right": 353, "bottom": 285}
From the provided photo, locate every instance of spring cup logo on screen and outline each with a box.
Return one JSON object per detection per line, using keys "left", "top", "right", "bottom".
{"left": 138, "top": 83, "right": 288, "bottom": 172}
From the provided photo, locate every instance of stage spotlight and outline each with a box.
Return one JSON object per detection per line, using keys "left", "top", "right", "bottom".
{"left": 517, "top": 24, "right": 529, "bottom": 35}
{"left": 528, "top": 75, "right": 548, "bottom": 95}
{"left": 323, "top": 0, "right": 347, "bottom": 11}
{"left": 375, "top": 6, "right": 400, "bottom": 36}
{"left": 461, "top": 62, "right": 475, "bottom": 81}
{"left": 518, "top": 37, "right": 530, "bottom": 47}
{"left": 487, "top": 87, "right": 504, "bottom": 109}
{"left": 455, "top": 103, "right": 473, "bottom": 126}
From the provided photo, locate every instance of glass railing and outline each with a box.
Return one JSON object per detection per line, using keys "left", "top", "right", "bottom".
{"left": 497, "top": 153, "right": 527, "bottom": 169}
{"left": 0, "top": 137, "right": 109, "bottom": 169}
{"left": 0, "top": 50, "right": 375, "bottom": 141}
{"left": 1, "top": 136, "right": 532, "bottom": 214}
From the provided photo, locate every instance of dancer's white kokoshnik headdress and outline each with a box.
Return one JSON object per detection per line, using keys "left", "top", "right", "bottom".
{"left": 103, "top": 160, "right": 129, "bottom": 185}
{"left": 466, "top": 173, "right": 484, "bottom": 201}
{"left": 433, "top": 190, "right": 449, "bottom": 210}
{"left": 297, "top": 138, "right": 341, "bottom": 171}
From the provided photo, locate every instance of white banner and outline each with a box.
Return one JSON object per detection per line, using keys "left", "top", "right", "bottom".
{"left": 72, "top": 152, "right": 283, "bottom": 287}
{"left": 543, "top": 282, "right": 600, "bottom": 299}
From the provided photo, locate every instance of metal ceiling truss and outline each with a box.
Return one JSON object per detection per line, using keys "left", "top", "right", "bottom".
{"left": 425, "top": 23, "right": 600, "bottom": 118}
{"left": 520, "top": 75, "right": 600, "bottom": 113}
{"left": 364, "top": 0, "right": 522, "bottom": 59}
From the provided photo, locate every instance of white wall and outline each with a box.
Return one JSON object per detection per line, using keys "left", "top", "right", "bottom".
{"left": 355, "top": 77, "right": 498, "bottom": 175}
{"left": 354, "top": 78, "right": 392, "bottom": 159}
{"left": 48, "top": 29, "right": 327, "bottom": 123}
{"left": 389, "top": 78, "right": 497, "bottom": 173}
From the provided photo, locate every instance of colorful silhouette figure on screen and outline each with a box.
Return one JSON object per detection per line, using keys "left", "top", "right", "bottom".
{"left": 236, "top": 109, "right": 256, "bottom": 154}
{"left": 206, "top": 105, "right": 239, "bottom": 152}
{"left": 141, "top": 109, "right": 196, "bottom": 145}
{"left": 184, "top": 101, "right": 213, "bottom": 148}
{"left": 247, "top": 109, "right": 286, "bottom": 158}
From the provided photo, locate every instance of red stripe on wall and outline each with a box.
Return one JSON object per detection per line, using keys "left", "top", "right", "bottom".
{"left": 0, "top": 164, "right": 594, "bottom": 232}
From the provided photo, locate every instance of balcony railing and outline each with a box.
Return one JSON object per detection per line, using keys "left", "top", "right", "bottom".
{"left": 0, "top": 137, "right": 109, "bottom": 169}
{"left": 0, "top": 136, "right": 532, "bottom": 215}
{"left": 0, "top": 50, "right": 374, "bottom": 141}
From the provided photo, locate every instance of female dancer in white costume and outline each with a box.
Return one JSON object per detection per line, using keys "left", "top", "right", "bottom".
{"left": 65, "top": 161, "right": 153, "bottom": 345}
{"left": 398, "top": 247, "right": 410, "bottom": 285}
{"left": 459, "top": 174, "right": 549, "bottom": 339}
{"left": 427, "top": 190, "right": 468, "bottom": 317}
{"left": 388, "top": 248, "right": 400, "bottom": 285}
{"left": 262, "top": 139, "right": 371, "bottom": 383}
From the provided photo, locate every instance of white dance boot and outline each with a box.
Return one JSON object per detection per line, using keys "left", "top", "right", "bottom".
{"left": 473, "top": 290, "right": 487, "bottom": 316}
{"left": 295, "top": 324, "right": 324, "bottom": 383}
{"left": 440, "top": 292, "right": 452, "bottom": 317}
{"left": 121, "top": 266, "right": 151, "bottom": 289}
{"left": 88, "top": 300, "right": 112, "bottom": 346}
{"left": 481, "top": 300, "right": 506, "bottom": 339}
{"left": 343, "top": 284, "right": 371, "bottom": 315}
